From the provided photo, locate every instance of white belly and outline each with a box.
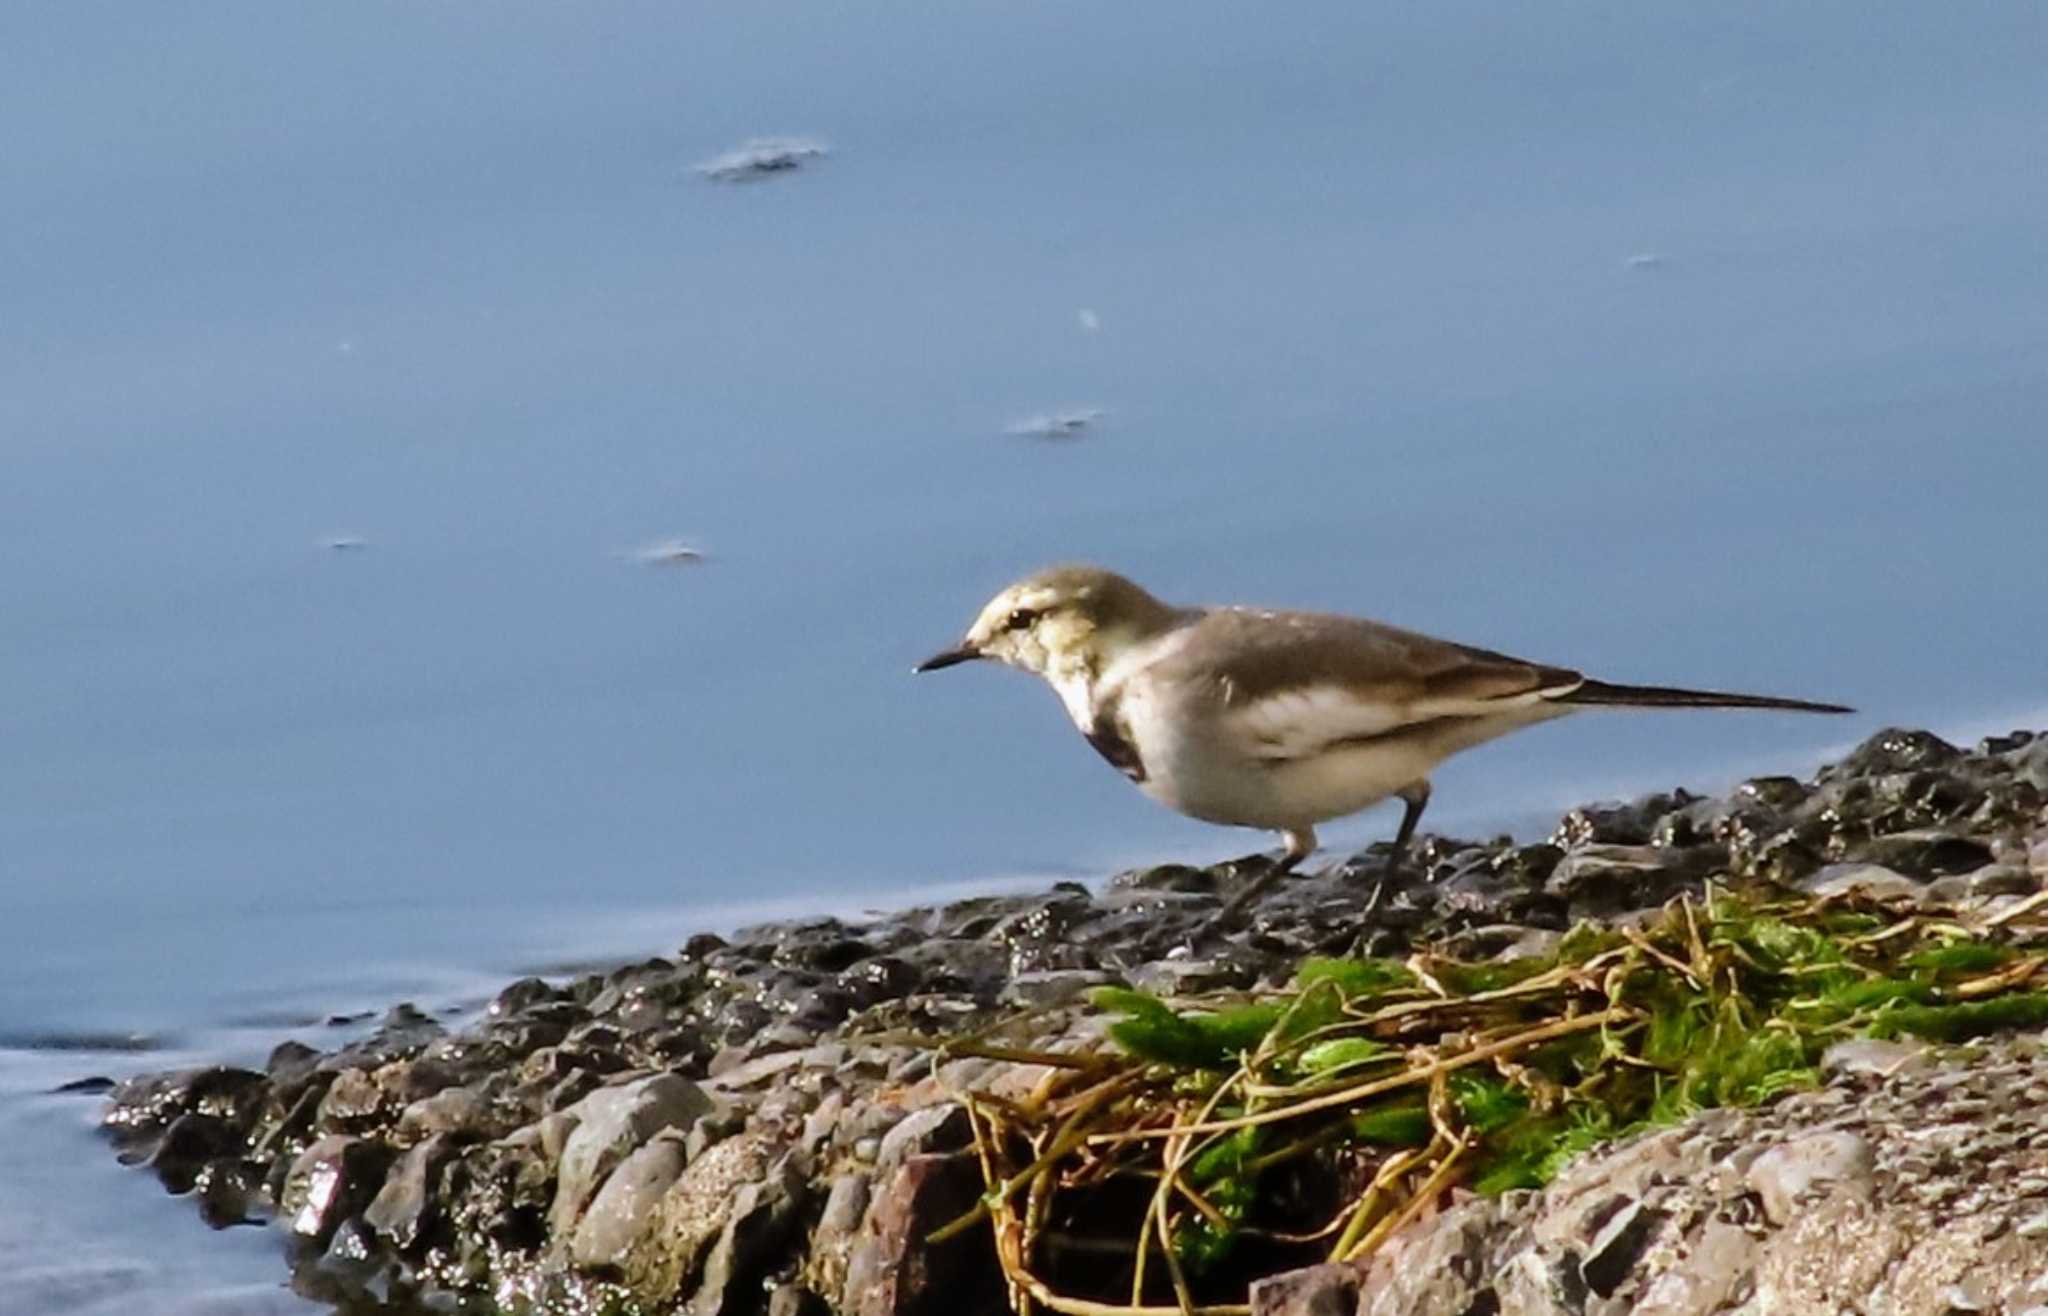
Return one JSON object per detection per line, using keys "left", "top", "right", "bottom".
{"left": 1131, "top": 711, "right": 1425, "bottom": 828}
{"left": 1113, "top": 676, "right": 1564, "bottom": 831}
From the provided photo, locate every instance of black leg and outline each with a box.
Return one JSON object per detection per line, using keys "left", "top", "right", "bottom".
{"left": 1192, "top": 827, "right": 1317, "bottom": 942}
{"left": 1388, "top": 781, "right": 1431, "bottom": 872}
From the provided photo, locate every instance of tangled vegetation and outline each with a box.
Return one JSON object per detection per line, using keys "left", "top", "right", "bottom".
{"left": 935, "top": 885, "right": 2048, "bottom": 1316}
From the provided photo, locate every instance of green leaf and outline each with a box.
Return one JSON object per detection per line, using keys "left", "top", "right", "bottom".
{"left": 1298, "top": 1037, "right": 1389, "bottom": 1075}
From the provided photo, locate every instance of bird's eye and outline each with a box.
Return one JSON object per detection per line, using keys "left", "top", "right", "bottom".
{"left": 1006, "top": 608, "right": 1039, "bottom": 632}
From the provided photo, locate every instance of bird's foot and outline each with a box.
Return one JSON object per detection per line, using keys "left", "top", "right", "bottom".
{"left": 1189, "top": 853, "right": 1296, "bottom": 946}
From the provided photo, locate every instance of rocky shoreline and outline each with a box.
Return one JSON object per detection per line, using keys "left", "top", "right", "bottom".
{"left": 99, "top": 728, "right": 2048, "bottom": 1315}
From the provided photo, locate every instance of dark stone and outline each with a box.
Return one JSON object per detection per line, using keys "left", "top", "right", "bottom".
{"left": 681, "top": 932, "right": 730, "bottom": 960}
{"left": 1822, "top": 728, "right": 1963, "bottom": 779}
{"left": 1109, "top": 863, "right": 1218, "bottom": 893}
{"left": 319, "top": 1005, "right": 445, "bottom": 1073}
{"left": 1546, "top": 845, "right": 1707, "bottom": 918}
{"left": 767, "top": 1284, "right": 831, "bottom": 1316}
{"left": 51, "top": 1075, "right": 115, "bottom": 1095}
{"left": 280, "top": 1135, "right": 392, "bottom": 1247}
{"left": 364, "top": 1134, "right": 458, "bottom": 1250}
{"left": 267, "top": 1041, "right": 322, "bottom": 1087}
{"left": 316, "top": 1066, "right": 401, "bottom": 1133}
{"left": 1554, "top": 791, "right": 1696, "bottom": 848}
{"left": 1579, "top": 1199, "right": 1664, "bottom": 1297}
{"left": 844, "top": 1153, "right": 1001, "bottom": 1316}
{"left": 102, "top": 1065, "right": 269, "bottom": 1144}
{"left": 1851, "top": 831, "right": 1996, "bottom": 878}
{"left": 491, "top": 976, "right": 564, "bottom": 1017}
{"left": 837, "top": 955, "right": 922, "bottom": 1008}
{"left": 314, "top": 1215, "right": 383, "bottom": 1287}
{"left": 192, "top": 1157, "right": 267, "bottom": 1228}
{"left": 140, "top": 1112, "right": 241, "bottom": 1191}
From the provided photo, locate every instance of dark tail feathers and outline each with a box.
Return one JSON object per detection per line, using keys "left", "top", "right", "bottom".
{"left": 1560, "top": 678, "right": 1853, "bottom": 715}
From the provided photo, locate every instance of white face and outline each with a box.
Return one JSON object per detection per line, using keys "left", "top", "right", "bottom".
{"left": 960, "top": 582, "right": 1091, "bottom": 677}
{"left": 918, "top": 567, "right": 1162, "bottom": 698}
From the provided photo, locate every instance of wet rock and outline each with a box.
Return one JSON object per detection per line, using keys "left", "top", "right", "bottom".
{"left": 51, "top": 1075, "right": 116, "bottom": 1095}
{"left": 137, "top": 1111, "right": 240, "bottom": 1192}
{"left": 102, "top": 1066, "right": 268, "bottom": 1143}
{"left": 549, "top": 1073, "right": 719, "bottom": 1236}
{"left": 281, "top": 1135, "right": 391, "bottom": 1245}
{"left": 315, "top": 1064, "right": 407, "bottom": 1133}
{"left": 315, "top": 1215, "right": 383, "bottom": 1288}
{"left": 320, "top": 1003, "right": 445, "bottom": 1072}
{"left": 490, "top": 976, "right": 564, "bottom": 1017}
{"left": 364, "top": 1133, "right": 457, "bottom": 1249}
{"left": 1109, "top": 863, "right": 1217, "bottom": 893}
{"left": 191, "top": 1156, "right": 268, "bottom": 1229}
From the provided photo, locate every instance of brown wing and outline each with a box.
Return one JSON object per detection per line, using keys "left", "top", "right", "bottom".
{"left": 1152, "top": 608, "right": 1583, "bottom": 762}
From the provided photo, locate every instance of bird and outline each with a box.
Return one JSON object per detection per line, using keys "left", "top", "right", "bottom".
{"left": 915, "top": 565, "right": 1852, "bottom": 922}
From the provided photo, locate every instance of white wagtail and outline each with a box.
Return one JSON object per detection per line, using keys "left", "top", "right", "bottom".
{"left": 917, "top": 565, "right": 1851, "bottom": 918}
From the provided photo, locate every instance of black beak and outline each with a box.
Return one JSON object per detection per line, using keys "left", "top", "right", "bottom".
{"left": 914, "top": 646, "right": 980, "bottom": 673}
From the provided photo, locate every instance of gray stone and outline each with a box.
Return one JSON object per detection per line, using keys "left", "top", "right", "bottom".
{"left": 1853, "top": 830, "right": 1996, "bottom": 878}
{"left": 570, "top": 1134, "right": 689, "bottom": 1267}
{"left": 1124, "top": 957, "right": 1253, "bottom": 996}
{"left": 999, "top": 969, "right": 1119, "bottom": 1008}
{"left": 1249, "top": 1262, "right": 1361, "bottom": 1316}
{"left": 686, "top": 1155, "right": 808, "bottom": 1316}
{"left": 806, "top": 1171, "right": 872, "bottom": 1300}
{"left": 876, "top": 1104, "right": 971, "bottom": 1172}
{"left": 1822, "top": 1038, "right": 1931, "bottom": 1080}
{"left": 614, "top": 1131, "right": 777, "bottom": 1306}
{"left": 1352, "top": 1196, "right": 1512, "bottom": 1316}
{"left": 1800, "top": 863, "right": 1924, "bottom": 900}
{"left": 548, "top": 1073, "right": 717, "bottom": 1236}
{"left": 396, "top": 1085, "right": 491, "bottom": 1140}
{"left": 705, "top": 1048, "right": 808, "bottom": 1090}
{"left": 1744, "top": 1131, "right": 1876, "bottom": 1226}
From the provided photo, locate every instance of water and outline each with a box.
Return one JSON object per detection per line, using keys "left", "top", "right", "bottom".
{"left": 3, "top": 2, "right": 2045, "bottom": 1308}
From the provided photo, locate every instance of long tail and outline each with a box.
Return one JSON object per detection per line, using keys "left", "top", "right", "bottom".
{"left": 1558, "top": 678, "right": 1853, "bottom": 715}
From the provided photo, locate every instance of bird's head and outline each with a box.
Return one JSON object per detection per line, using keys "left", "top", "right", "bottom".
{"left": 915, "top": 565, "right": 1177, "bottom": 687}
